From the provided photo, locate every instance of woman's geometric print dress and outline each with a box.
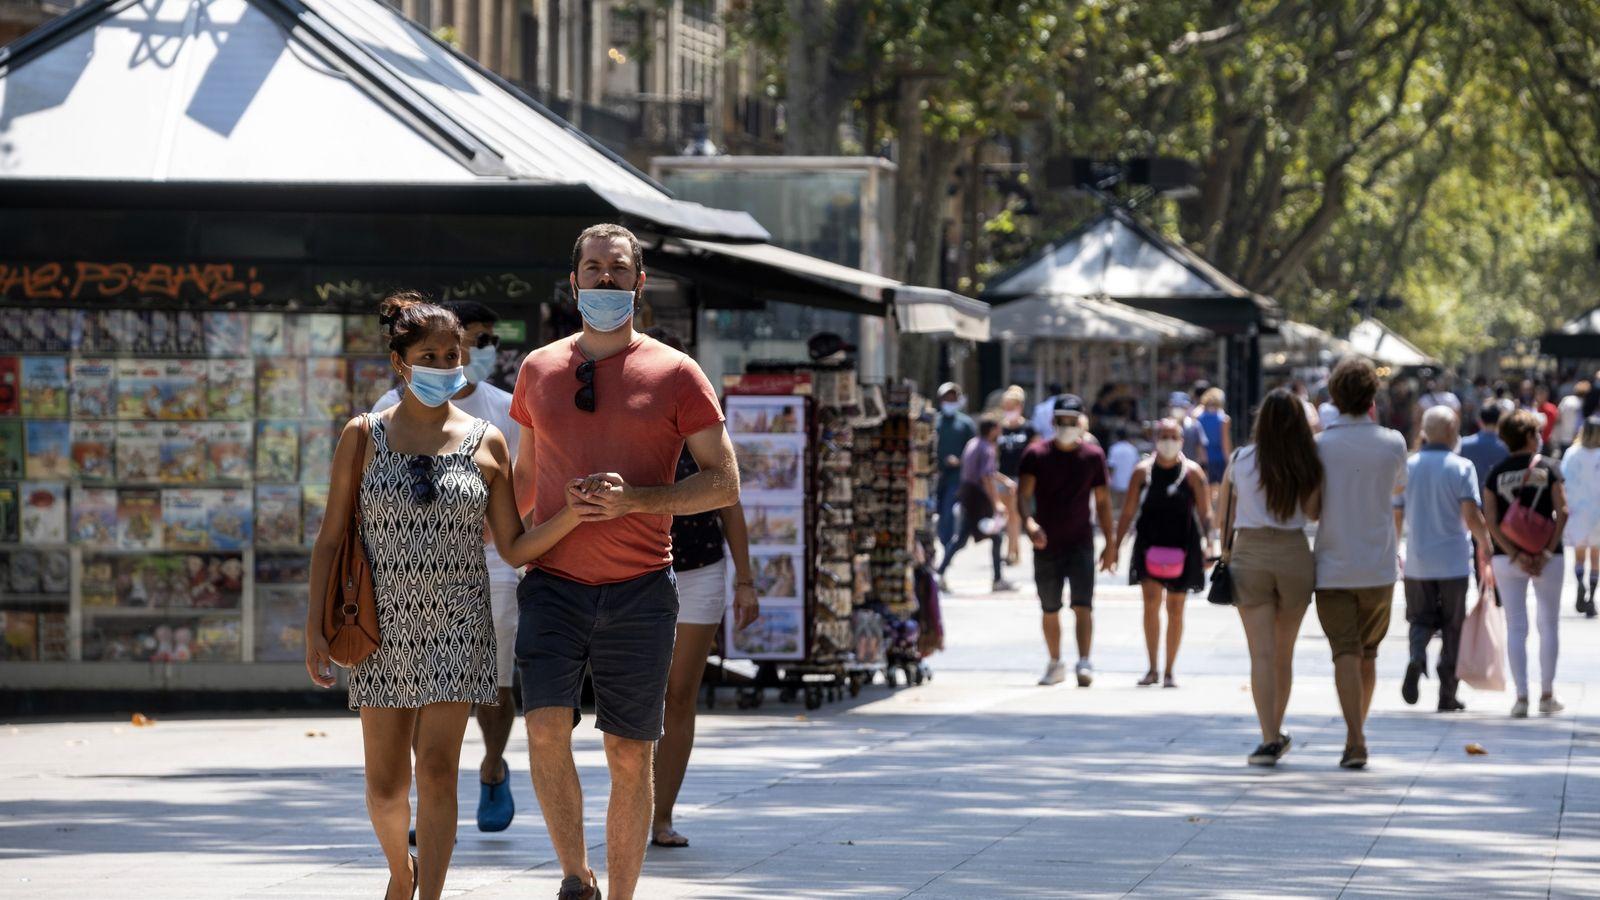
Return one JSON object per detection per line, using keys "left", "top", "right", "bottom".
{"left": 346, "top": 415, "right": 499, "bottom": 709}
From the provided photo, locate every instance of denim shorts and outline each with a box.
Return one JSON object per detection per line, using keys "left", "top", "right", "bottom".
{"left": 516, "top": 566, "right": 679, "bottom": 741}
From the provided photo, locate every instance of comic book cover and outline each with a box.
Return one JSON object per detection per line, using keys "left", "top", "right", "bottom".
{"left": 254, "top": 485, "right": 301, "bottom": 547}
{"left": 349, "top": 358, "right": 395, "bottom": 411}
{"left": 208, "top": 490, "right": 252, "bottom": 550}
{"left": 299, "top": 421, "right": 335, "bottom": 484}
{"left": 22, "top": 309, "right": 49, "bottom": 352}
{"left": 20, "top": 357, "right": 68, "bottom": 417}
{"left": 255, "top": 421, "right": 298, "bottom": 482}
{"left": 38, "top": 612, "right": 68, "bottom": 660}
{"left": 0, "top": 357, "right": 19, "bottom": 415}
{"left": 344, "top": 313, "right": 385, "bottom": 353}
{"left": 19, "top": 481, "right": 67, "bottom": 544}
{"left": 281, "top": 314, "right": 309, "bottom": 357}
{"left": 206, "top": 421, "right": 252, "bottom": 482}
{"left": 192, "top": 616, "right": 242, "bottom": 661}
{"left": 255, "top": 552, "right": 310, "bottom": 584}
{"left": 116, "top": 360, "right": 162, "bottom": 419}
{"left": 255, "top": 587, "right": 306, "bottom": 660}
{"left": 175, "top": 311, "right": 207, "bottom": 355}
{"left": 116, "top": 489, "right": 163, "bottom": 550}
{"left": 0, "top": 483, "right": 17, "bottom": 542}
{"left": 78, "top": 553, "right": 115, "bottom": 607}
{"left": 206, "top": 358, "right": 255, "bottom": 419}
{"left": 24, "top": 421, "right": 71, "bottom": 479}
{"left": 0, "top": 611, "right": 38, "bottom": 661}
{"left": 204, "top": 312, "right": 249, "bottom": 357}
{"left": 5, "top": 547, "right": 39, "bottom": 593}
{"left": 308, "top": 314, "right": 344, "bottom": 356}
{"left": 159, "top": 423, "right": 207, "bottom": 484}
{"left": 39, "top": 548, "right": 69, "bottom": 594}
{"left": 115, "top": 422, "right": 161, "bottom": 482}
{"left": 256, "top": 358, "right": 304, "bottom": 419}
{"left": 148, "top": 310, "right": 179, "bottom": 355}
{"left": 121, "top": 310, "right": 154, "bottom": 355}
{"left": 70, "top": 358, "right": 116, "bottom": 419}
{"left": 71, "top": 486, "right": 118, "bottom": 546}
{"left": 71, "top": 310, "right": 119, "bottom": 355}
{"left": 302, "top": 483, "right": 329, "bottom": 547}
{"left": 162, "top": 489, "right": 213, "bottom": 551}
{"left": 304, "top": 358, "right": 350, "bottom": 420}
{"left": 0, "top": 420, "right": 21, "bottom": 479}
{"left": 160, "top": 360, "right": 207, "bottom": 420}
{"left": 249, "top": 312, "right": 286, "bottom": 356}
{"left": 70, "top": 421, "right": 116, "bottom": 483}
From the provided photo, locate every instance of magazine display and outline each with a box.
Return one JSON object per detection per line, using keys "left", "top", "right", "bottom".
{"left": 24, "top": 420, "right": 72, "bottom": 479}
{"left": 20, "top": 357, "right": 68, "bottom": 418}
{"left": 70, "top": 421, "right": 116, "bottom": 482}
{"left": 69, "top": 358, "right": 115, "bottom": 418}
{"left": 19, "top": 481, "right": 67, "bottom": 545}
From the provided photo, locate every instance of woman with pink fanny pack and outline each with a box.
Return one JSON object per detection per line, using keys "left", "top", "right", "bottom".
{"left": 1109, "top": 418, "right": 1213, "bottom": 688}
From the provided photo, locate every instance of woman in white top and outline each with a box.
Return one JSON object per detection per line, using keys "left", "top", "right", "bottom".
{"left": 1217, "top": 389, "right": 1323, "bottom": 767}
{"left": 1561, "top": 415, "right": 1600, "bottom": 618}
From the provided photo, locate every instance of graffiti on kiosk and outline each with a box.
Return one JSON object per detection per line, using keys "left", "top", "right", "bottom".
{"left": 0, "top": 262, "right": 265, "bottom": 302}
{"left": 313, "top": 272, "right": 536, "bottom": 304}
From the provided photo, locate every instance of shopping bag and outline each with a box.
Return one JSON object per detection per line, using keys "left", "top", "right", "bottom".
{"left": 1457, "top": 584, "right": 1507, "bottom": 693}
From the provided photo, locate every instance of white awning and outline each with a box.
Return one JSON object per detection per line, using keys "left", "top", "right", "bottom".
{"left": 676, "top": 238, "right": 900, "bottom": 295}
{"left": 892, "top": 287, "right": 991, "bottom": 341}
{"left": 990, "top": 293, "right": 1212, "bottom": 345}
{"left": 1270, "top": 320, "right": 1358, "bottom": 356}
{"left": 1348, "top": 319, "right": 1435, "bottom": 367}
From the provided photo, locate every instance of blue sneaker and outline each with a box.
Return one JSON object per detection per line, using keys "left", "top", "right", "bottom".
{"left": 477, "top": 760, "right": 514, "bottom": 832}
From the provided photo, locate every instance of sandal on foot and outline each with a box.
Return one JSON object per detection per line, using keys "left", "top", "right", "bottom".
{"left": 651, "top": 826, "right": 690, "bottom": 848}
{"left": 1137, "top": 670, "right": 1160, "bottom": 687}
{"left": 557, "top": 869, "right": 601, "bottom": 900}
{"left": 1340, "top": 745, "right": 1368, "bottom": 769}
{"left": 1162, "top": 673, "right": 1177, "bottom": 689}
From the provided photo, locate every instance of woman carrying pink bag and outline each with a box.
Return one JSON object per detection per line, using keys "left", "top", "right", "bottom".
{"left": 1482, "top": 409, "right": 1568, "bottom": 718}
{"left": 1456, "top": 564, "right": 1508, "bottom": 694}
{"left": 1109, "top": 418, "right": 1214, "bottom": 688}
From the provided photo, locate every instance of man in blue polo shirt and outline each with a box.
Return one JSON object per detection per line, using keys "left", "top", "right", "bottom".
{"left": 1458, "top": 403, "right": 1509, "bottom": 487}
{"left": 1394, "top": 406, "right": 1494, "bottom": 713}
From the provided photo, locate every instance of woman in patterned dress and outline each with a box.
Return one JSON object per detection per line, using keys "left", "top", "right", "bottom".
{"left": 304, "top": 294, "right": 581, "bottom": 900}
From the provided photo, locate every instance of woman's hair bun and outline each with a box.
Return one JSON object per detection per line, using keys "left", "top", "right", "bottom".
{"left": 377, "top": 290, "right": 462, "bottom": 354}
{"left": 378, "top": 290, "right": 429, "bottom": 330}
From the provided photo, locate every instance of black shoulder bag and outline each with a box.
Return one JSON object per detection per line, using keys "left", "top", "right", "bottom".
{"left": 1207, "top": 449, "right": 1242, "bottom": 606}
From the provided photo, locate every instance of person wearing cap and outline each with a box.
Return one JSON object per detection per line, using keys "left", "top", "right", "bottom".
{"left": 937, "top": 416, "right": 1014, "bottom": 593}
{"left": 935, "top": 382, "right": 977, "bottom": 568}
{"left": 1018, "top": 395, "right": 1117, "bottom": 687}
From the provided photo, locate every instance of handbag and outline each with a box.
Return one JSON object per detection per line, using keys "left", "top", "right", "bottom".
{"left": 1501, "top": 455, "right": 1556, "bottom": 555}
{"left": 1457, "top": 579, "right": 1507, "bottom": 692}
{"left": 1207, "top": 450, "right": 1242, "bottom": 606}
{"left": 1145, "top": 546, "right": 1187, "bottom": 580}
{"left": 321, "top": 415, "right": 379, "bottom": 667}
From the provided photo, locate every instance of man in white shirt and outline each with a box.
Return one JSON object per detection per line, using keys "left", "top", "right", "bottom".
{"left": 1315, "top": 357, "right": 1409, "bottom": 770}
{"left": 373, "top": 299, "right": 523, "bottom": 835}
{"left": 1105, "top": 427, "right": 1140, "bottom": 514}
{"left": 1030, "top": 382, "right": 1064, "bottom": 440}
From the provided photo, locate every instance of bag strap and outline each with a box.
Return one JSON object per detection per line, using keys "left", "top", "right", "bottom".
{"left": 1519, "top": 454, "right": 1550, "bottom": 510}
{"left": 349, "top": 415, "right": 372, "bottom": 526}
{"left": 1222, "top": 448, "right": 1243, "bottom": 555}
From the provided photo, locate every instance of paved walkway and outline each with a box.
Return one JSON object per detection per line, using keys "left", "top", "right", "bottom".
{"left": 2, "top": 543, "right": 1597, "bottom": 898}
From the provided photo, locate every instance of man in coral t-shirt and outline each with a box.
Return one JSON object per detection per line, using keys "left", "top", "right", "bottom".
{"left": 509, "top": 224, "right": 738, "bottom": 900}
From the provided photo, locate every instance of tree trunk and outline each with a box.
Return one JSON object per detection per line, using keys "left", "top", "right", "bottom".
{"left": 782, "top": 0, "right": 867, "bottom": 156}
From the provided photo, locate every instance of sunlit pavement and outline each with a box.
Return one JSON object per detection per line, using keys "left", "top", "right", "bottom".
{"left": 2, "top": 541, "right": 1596, "bottom": 898}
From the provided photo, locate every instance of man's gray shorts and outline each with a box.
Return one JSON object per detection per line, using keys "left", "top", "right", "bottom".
{"left": 516, "top": 566, "right": 679, "bottom": 741}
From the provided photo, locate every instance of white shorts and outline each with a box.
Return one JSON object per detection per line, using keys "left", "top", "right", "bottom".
{"left": 674, "top": 558, "right": 729, "bottom": 626}
{"left": 490, "top": 580, "right": 518, "bottom": 689}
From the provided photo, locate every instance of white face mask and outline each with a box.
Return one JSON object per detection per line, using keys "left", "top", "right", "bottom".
{"left": 1156, "top": 438, "right": 1182, "bottom": 460}
{"left": 1055, "top": 426, "right": 1085, "bottom": 447}
{"left": 940, "top": 400, "right": 962, "bottom": 415}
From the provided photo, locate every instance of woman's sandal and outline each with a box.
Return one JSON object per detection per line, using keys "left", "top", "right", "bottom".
{"left": 651, "top": 826, "right": 690, "bottom": 848}
{"left": 1137, "top": 671, "right": 1160, "bottom": 687}
{"left": 1163, "top": 673, "right": 1177, "bottom": 689}
{"left": 384, "top": 854, "right": 417, "bottom": 900}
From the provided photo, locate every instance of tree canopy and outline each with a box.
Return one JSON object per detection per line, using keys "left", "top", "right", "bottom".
{"left": 727, "top": 0, "right": 1600, "bottom": 362}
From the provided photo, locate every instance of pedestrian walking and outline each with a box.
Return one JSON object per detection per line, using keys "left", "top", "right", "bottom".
{"left": 1018, "top": 395, "right": 1117, "bottom": 687}
{"left": 938, "top": 416, "right": 1014, "bottom": 592}
{"left": 1196, "top": 388, "right": 1231, "bottom": 512}
{"left": 996, "top": 385, "right": 1037, "bottom": 566}
{"left": 372, "top": 299, "right": 521, "bottom": 841}
{"left": 641, "top": 328, "right": 761, "bottom": 850}
{"left": 935, "top": 382, "right": 977, "bottom": 567}
{"left": 1554, "top": 382, "right": 1587, "bottom": 455}
{"left": 1314, "top": 357, "right": 1409, "bottom": 769}
{"left": 1168, "top": 391, "right": 1209, "bottom": 464}
{"left": 1105, "top": 427, "right": 1140, "bottom": 516}
{"left": 1030, "top": 382, "right": 1064, "bottom": 440}
{"left": 1395, "top": 407, "right": 1493, "bottom": 713}
{"left": 509, "top": 224, "right": 738, "bottom": 900}
{"left": 1108, "top": 418, "right": 1213, "bottom": 688}
{"left": 1561, "top": 415, "right": 1600, "bottom": 617}
{"left": 305, "top": 294, "right": 582, "bottom": 900}
{"left": 1459, "top": 405, "right": 1510, "bottom": 488}
{"left": 1484, "top": 409, "right": 1570, "bottom": 719}
{"left": 1217, "top": 388, "right": 1322, "bottom": 767}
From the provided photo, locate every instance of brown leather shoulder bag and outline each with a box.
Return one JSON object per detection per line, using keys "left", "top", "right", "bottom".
{"left": 321, "top": 415, "right": 379, "bottom": 667}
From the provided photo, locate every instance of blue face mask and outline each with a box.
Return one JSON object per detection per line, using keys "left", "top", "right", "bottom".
{"left": 461, "top": 346, "right": 495, "bottom": 385}
{"left": 404, "top": 363, "right": 467, "bottom": 407}
{"left": 577, "top": 288, "right": 636, "bottom": 332}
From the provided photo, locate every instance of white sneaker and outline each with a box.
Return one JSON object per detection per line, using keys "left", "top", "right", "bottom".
{"left": 1511, "top": 698, "right": 1529, "bottom": 718}
{"left": 1075, "top": 659, "right": 1094, "bottom": 688}
{"left": 1539, "top": 697, "right": 1565, "bottom": 715}
{"left": 1038, "top": 660, "right": 1066, "bottom": 686}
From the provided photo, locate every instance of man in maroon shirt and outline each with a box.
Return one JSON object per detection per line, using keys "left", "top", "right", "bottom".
{"left": 1018, "top": 395, "right": 1117, "bottom": 687}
